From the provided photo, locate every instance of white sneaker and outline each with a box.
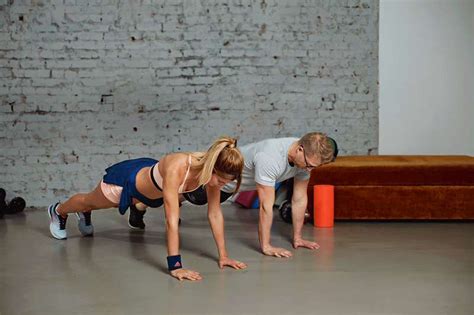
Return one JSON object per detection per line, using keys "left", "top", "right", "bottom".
{"left": 48, "top": 203, "right": 67, "bottom": 240}
{"left": 76, "top": 211, "right": 94, "bottom": 237}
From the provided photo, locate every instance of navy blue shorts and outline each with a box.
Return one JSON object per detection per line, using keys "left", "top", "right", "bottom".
{"left": 103, "top": 158, "right": 164, "bottom": 214}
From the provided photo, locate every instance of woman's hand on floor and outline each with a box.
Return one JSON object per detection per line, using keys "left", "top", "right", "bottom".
{"left": 170, "top": 268, "right": 202, "bottom": 281}
{"left": 218, "top": 257, "right": 248, "bottom": 270}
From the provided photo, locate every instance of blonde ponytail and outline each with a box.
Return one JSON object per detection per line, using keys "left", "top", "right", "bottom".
{"left": 191, "top": 136, "right": 243, "bottom": 192}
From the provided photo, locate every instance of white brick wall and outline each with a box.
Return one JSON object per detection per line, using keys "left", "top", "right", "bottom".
{"left": 0, "top": 0, "right": 379, "bottom": 207}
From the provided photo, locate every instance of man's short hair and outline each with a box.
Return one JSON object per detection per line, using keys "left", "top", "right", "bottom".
{"left": 299, "top": 132, "right": 338, "bottom": 164}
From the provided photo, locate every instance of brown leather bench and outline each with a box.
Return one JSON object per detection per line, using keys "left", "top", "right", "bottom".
{"left": 307, "top": 156, "right": 474, "bottom": 220}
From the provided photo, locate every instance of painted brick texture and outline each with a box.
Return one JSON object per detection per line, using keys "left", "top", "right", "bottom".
{"left": 0, "top": 0, "right": 379, "bottom": 206}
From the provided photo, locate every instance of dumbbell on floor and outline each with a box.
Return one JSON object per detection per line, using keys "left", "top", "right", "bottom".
{"left": 0, "top": 188, "right": 26, "bottom": 216}
{"left": 278, "top": 200, "right": 312, "bottom": 224}
{"left": 0, "top": 188, "right": 5, "bottom": 219}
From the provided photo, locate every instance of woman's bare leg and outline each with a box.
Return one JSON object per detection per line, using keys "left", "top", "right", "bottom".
{"left": 135, "top": 202, "right": 147, "bottom": 211}
{"left": 56, "top": 182, "right": 117, "bottom": 216}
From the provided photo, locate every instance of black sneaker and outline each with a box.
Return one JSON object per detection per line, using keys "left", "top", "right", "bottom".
{"left": 128, "top": 205, "right": 146, "bottom": 230}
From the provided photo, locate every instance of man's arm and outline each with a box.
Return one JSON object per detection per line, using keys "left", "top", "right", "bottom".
{"left": 291, "top": 178, "right": 320, "bottom": 250}
{"left": 256, "top": 183, "right": 292, "bottom": 258}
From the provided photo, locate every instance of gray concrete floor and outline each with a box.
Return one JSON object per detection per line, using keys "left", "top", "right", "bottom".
{"left": 0, "top": 203, "right": 473, "bottom": 315}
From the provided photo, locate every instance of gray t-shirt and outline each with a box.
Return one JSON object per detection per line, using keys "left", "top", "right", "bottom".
{"left": 222, "top": 137, "right": 310, "bottom": 193}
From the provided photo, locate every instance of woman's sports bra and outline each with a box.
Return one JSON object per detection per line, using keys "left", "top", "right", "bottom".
{"left": 149, "top": 155, "right": 196, "bottom": 193}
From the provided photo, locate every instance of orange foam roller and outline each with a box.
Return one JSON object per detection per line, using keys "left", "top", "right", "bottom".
{"left": 313, "top": 185, "right": 335, "bottom": 228}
